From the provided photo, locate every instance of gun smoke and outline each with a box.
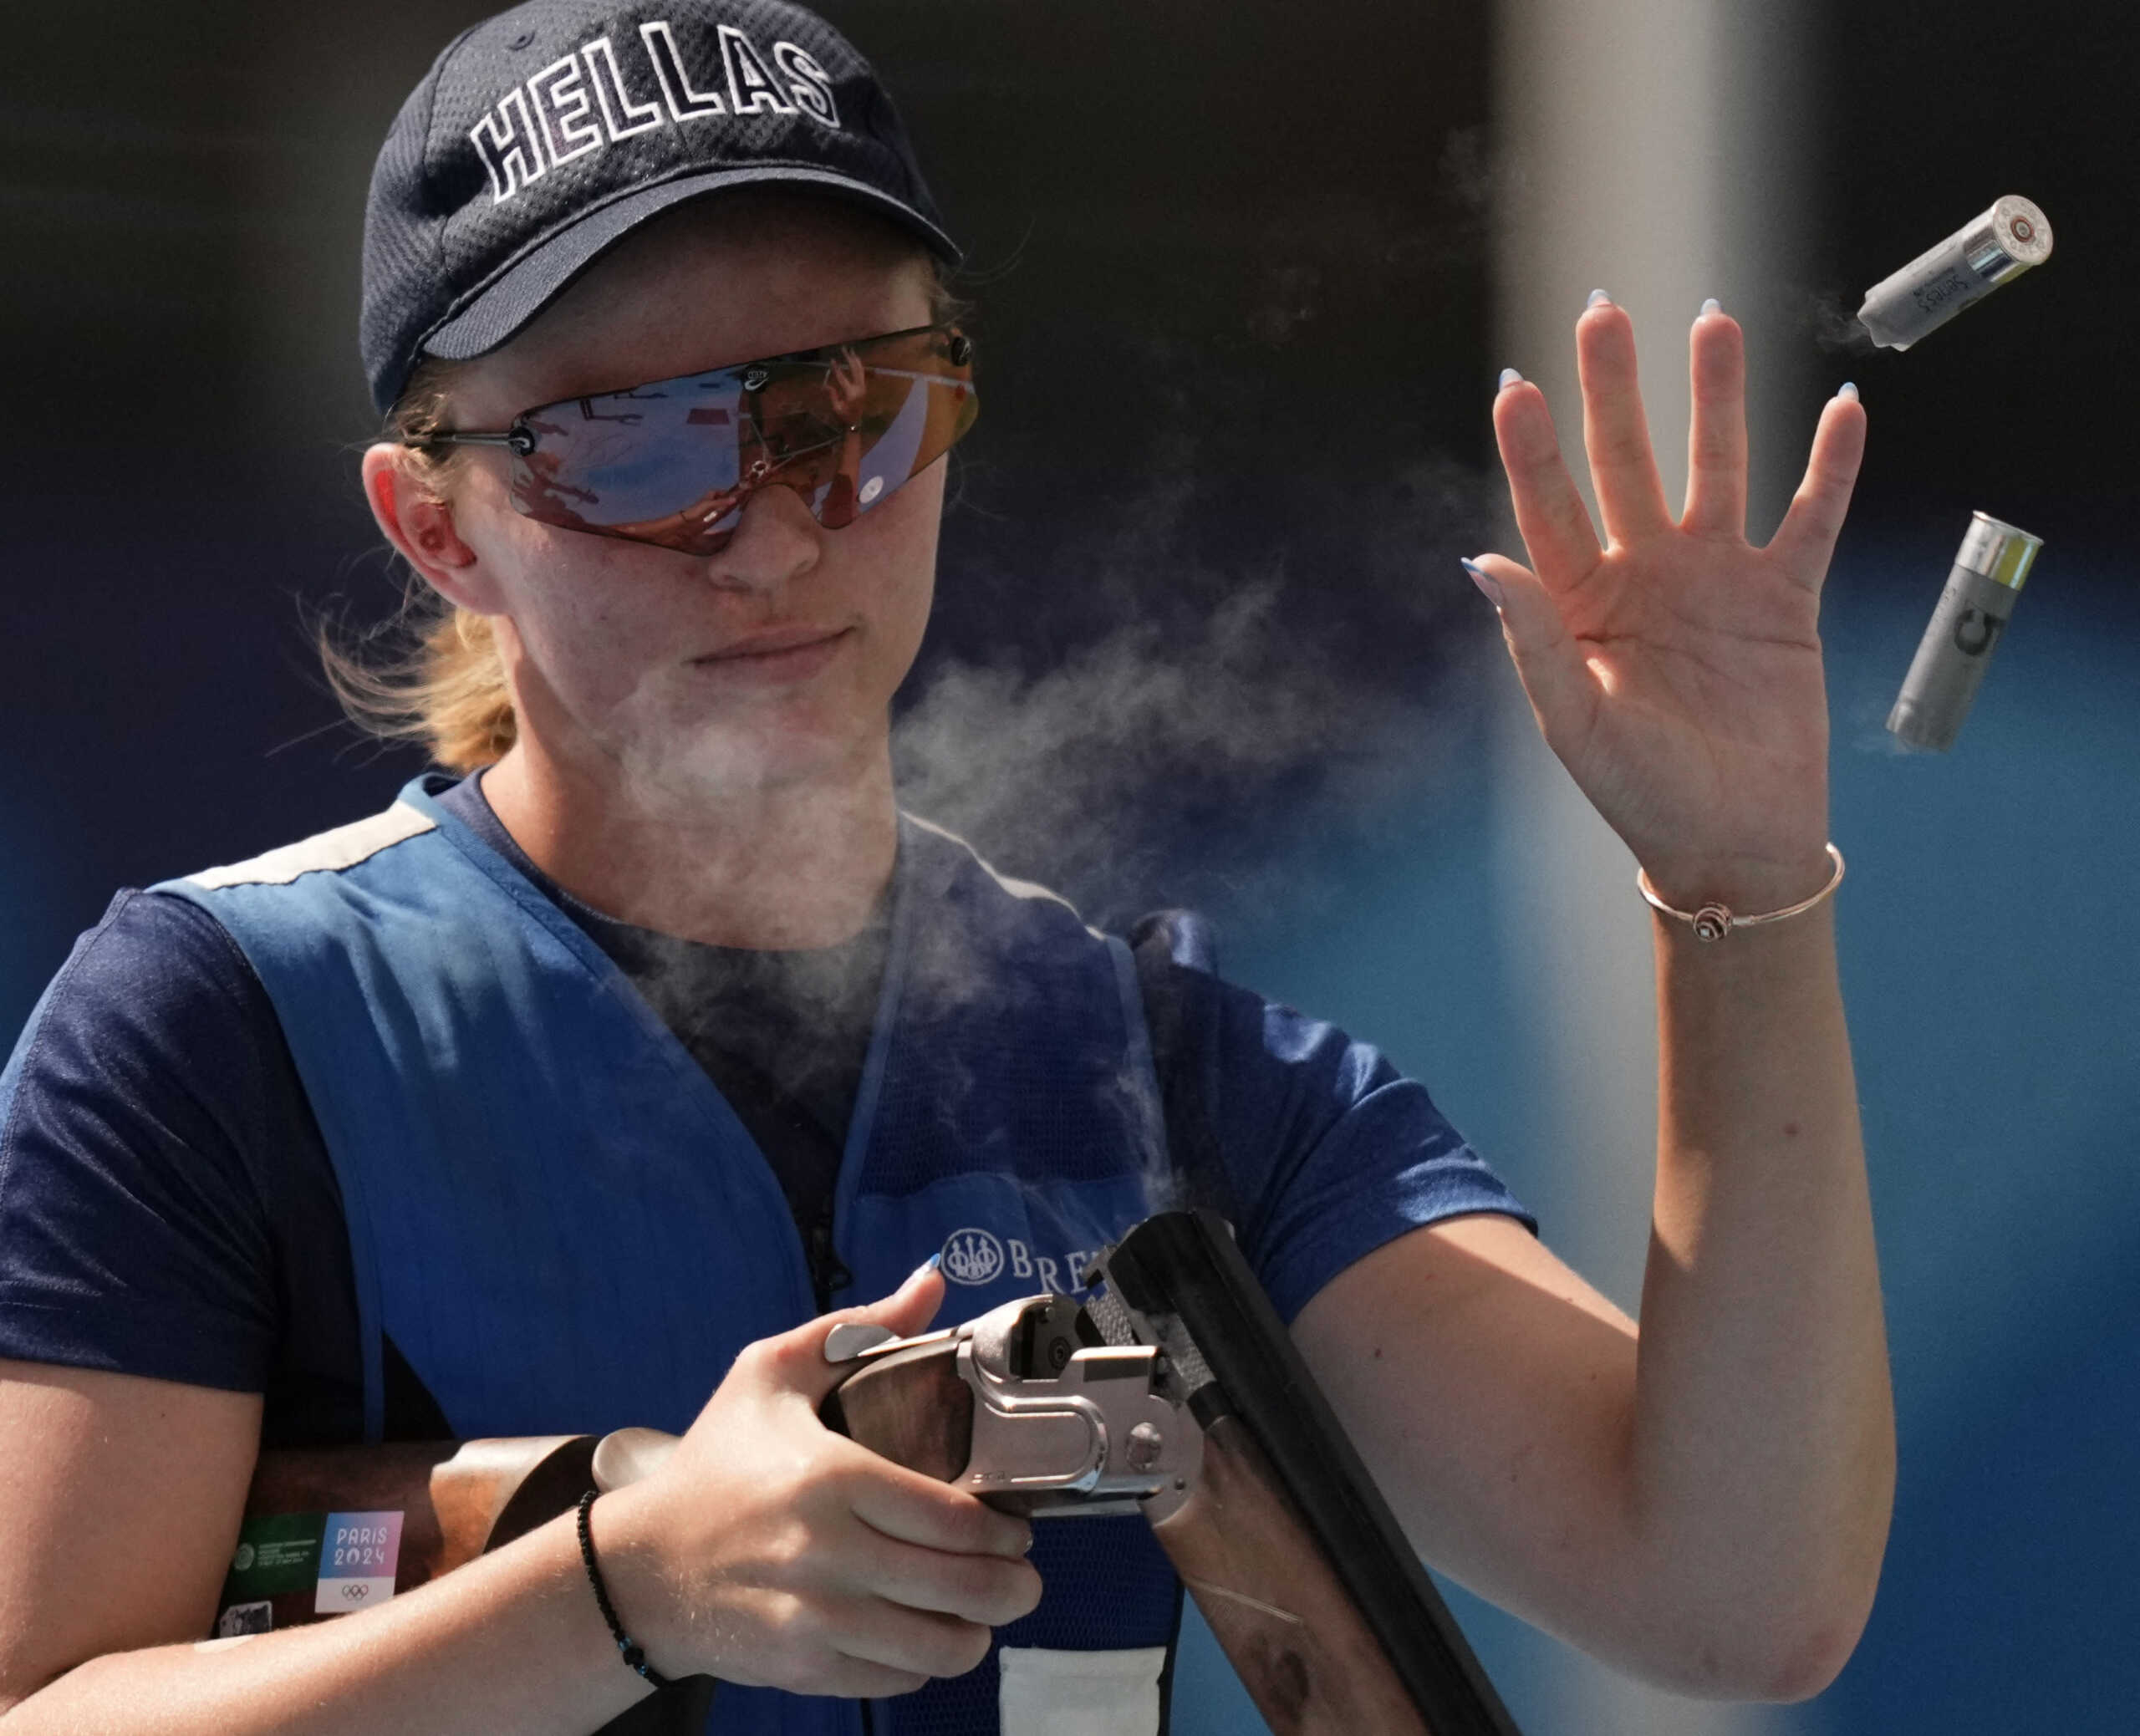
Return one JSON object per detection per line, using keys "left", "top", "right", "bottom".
{"left": 1795, "top": 284, "right": 1878, "bottom": 356}
{"left": 894, "top": 449, "right": 1504, "bottom": 932}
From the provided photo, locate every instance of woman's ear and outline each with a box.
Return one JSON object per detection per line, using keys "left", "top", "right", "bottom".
{"left": 361, "top": 444, "right": 502, "bottom": 613}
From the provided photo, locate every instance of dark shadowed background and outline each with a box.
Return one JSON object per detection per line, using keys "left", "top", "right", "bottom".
{"left": 3, "top": 3, "right": 2135, "bottom": 1730}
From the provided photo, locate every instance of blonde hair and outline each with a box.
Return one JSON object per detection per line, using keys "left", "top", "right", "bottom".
{"left": 321, "top": 353, "right": 518, "bottom": 775}
{"left": 325, "top": 247, "right": 970, "bottom": 776}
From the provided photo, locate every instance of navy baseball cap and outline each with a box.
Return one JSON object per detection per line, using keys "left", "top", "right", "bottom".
{"left": 360, "top": 0, "right": 961, "bottom": 415}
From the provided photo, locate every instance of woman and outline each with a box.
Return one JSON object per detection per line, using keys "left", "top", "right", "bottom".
{"left": 0, "top": 0, "right": 1891, "bottom": 1730}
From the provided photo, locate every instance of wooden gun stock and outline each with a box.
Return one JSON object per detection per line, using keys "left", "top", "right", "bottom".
{"left": 1151, "top": 1410, "right": 1432, "bottom": 1733}
{"left": 240, "top": 1435, "right": 594, "bottom": 1601}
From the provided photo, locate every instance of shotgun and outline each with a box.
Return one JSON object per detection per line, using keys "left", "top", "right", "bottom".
{"left": 224, "top": 1210, "right": 1520, "bottom": 1734}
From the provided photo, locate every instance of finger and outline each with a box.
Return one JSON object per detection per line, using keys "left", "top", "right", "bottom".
{"left": 1577, "top": 298, "right": 1674, "bottom": 545}
{"left": 1469, "top": 552, "right": 1600, "bottom": 752}
{"left": 847, "top": 1458, "right": 1036, "bottom": 1560}
{"left": 1765, "top": 386, "right": 1867, "bottom": 594}
{"left": 1681, "top": 301, "right": 1747, "bottom": 537}
{"left": 1491, "top": 375, "right": 1604, "bottom": 589}
{"left": 758, "top": 1260, "right": 948, "bottom": 1403}
{"left": 833, "top": 1597, "right": 996, "bottom": 1682}
{"left": 854, "top": 1528, "right": 1045, "bottom": 1625}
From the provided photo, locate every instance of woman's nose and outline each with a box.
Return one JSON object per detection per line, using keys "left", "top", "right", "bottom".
{"left": 702, "top": 478, "right": 823, "bottom": 593}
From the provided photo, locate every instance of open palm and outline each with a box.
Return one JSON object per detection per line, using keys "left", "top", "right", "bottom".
{"left": 1475, "top": 298, "right": 1867, "bottom": 914}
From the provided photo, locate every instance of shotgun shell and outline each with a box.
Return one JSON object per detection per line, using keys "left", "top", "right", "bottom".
{"left": 1887, "top": 512, "right": 2043, "bottom": 752}
{"left": 1857, "top": 196, "right": 2052, "bottom": 350}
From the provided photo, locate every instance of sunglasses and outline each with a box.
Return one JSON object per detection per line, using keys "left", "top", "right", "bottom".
{"left": 414, "top": 323, "right": 977, "bottom": 557}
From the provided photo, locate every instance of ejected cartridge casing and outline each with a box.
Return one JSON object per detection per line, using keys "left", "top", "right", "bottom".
{"left": 1887, "top": 512, "right": 2043, "bottom": 752}
{"left": 1857, "top": 196, "right": 2052, "bottom": 350}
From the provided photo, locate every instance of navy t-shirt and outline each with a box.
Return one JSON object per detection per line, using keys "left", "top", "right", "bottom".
{"left": 0, "top": 786, "right": 1531, "bottom": 1448}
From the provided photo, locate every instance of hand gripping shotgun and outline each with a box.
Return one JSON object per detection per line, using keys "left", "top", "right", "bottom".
{"left": 228, "top": 1211, "right": 1521, "bottom": 1735}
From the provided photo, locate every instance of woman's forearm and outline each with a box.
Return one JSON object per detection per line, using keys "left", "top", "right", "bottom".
{"left": 1, "top": 1510, "right": 650, "bottom": 1736}
{"left": 1632, "top": 901, "right": 1894, "bottom": 1693}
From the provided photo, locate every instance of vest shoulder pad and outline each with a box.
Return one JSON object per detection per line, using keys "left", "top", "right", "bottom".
{"left": 180, "top": 801, "right": 437, "bottom": 891}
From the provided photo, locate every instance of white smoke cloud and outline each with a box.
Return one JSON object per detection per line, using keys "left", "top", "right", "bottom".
{"left": 895, "top": 452, "right": 1505, "bottom": 926}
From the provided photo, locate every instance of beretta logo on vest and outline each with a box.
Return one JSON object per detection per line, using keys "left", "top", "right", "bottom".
{"left": 470, "top": 18, "right": 842, "bottom": 204}
{"left": 940, "top": 1228, "right": 1107, "bottom": 1296}
{"left": 940, "top": 1228, "right": 1006, "bottom": 1287}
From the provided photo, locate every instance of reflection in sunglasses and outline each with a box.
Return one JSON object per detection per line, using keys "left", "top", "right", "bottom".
{"left": 417, "top": 324, "right": 977, "bottom": 557}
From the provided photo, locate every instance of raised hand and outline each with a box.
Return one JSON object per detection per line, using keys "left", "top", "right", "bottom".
{"left": 1472, "top": 295, "right": 1867, "bottom": 914}
{"left": 825, "top": 349, "right": 869, "bottom": 425}
{"left": 592, "top": 1264, "right": 1042, "bottom": 1698}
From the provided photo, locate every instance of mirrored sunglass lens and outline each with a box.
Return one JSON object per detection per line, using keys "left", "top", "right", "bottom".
{"left": 510, "top": 388, "right": 748, "bottom": 549}
{"left": 507, "top": 330, "right": 976, "bottom": 553}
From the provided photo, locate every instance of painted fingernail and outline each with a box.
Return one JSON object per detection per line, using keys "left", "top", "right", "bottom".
{"left": 1461, "top": 557, "right": 1504, "bottom": 608}
{"left": 1587, "top": 288, "right": 1612, "bottom": 308}
{"left": 1837, "top": 381, "right": 1861, "bottom": 402}
{"left": 912, "top": 1251, "right": 942, "bottom": 1280}
{"left": 1496, "top": 366, "right": 1523, "bottom": 392}
{"left": 1699, "top": 297, "right": 1722, "bottom": 318}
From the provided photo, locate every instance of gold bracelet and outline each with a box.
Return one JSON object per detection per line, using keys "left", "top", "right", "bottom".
{"left": 1636, "top": 844, "right": 1845, "bottom": 941}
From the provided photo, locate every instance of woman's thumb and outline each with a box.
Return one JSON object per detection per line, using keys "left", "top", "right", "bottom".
{"left": 857, "top": 1255, "right": 948, "bottom": 1340}
{"left": 771, "top": 1256, "right": 947, "bottom": 1401}
{"left": 1465, "top": 554, "right": 1588, "bottom": 744}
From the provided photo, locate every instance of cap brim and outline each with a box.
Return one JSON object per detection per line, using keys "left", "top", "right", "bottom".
{"left": 420, "top": 165, "right": 962, "bottom": 364}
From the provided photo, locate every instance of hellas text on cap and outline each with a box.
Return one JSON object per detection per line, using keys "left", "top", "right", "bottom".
{"left": 473, "top": 19, "right": 842, "bottom": 205}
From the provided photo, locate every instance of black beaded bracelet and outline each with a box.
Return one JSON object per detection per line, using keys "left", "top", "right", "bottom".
{"left": 576, "top": 1489, "right": 673, "bottom": 1691}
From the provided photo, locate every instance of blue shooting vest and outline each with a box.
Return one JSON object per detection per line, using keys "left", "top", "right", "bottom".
{"left": 161, "top": 776, "right": 1185, "bottom": 1735}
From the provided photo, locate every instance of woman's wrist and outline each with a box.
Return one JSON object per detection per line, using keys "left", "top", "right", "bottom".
{"left": 578, "top": 1493, "right": 671, "bottom": 1689}
{"left": 1636, "top": 843, "right": 1838, "bottom": 919}
{"left": 576, "top": 1479, "right": 690, "bottom": 1685}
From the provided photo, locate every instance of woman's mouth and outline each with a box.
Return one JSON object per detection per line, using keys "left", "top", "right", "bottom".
{"left": 689, "top": 624, "right": 853, "bottom": 685}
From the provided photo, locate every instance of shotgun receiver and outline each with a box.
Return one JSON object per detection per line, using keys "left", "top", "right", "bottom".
{"left": 228, "top": 1210, "right": 1520, "bottom": 1734}
{"left": 810, "top": 1210, "right": 1523, "bottom": 1735}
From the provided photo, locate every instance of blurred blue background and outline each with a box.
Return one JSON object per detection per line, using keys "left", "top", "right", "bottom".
{"left": 3, "top": 0, "right": 2133, "bottom": 1728}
